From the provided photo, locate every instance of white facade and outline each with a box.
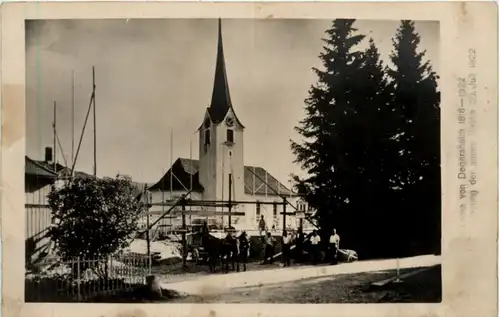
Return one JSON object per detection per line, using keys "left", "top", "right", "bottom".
{"left": 198, "top": 108, "right": 245, "bottom": 204}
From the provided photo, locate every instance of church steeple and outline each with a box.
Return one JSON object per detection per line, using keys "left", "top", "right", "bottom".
{"left": 207, "top": 18, "right": 233, "bottom": 124}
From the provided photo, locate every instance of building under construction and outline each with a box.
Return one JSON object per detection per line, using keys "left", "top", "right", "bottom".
{"left": 145, "top": 19, "right": 316, "bottom": 235}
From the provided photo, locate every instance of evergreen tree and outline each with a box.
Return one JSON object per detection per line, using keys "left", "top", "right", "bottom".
{"left": 342, "top": 38, "right": 400, "bottom": 257}
{"left": 290, "top": 19, "right": 366, "bottom": 240}
{"left": 387, "top": 20, "right": 441, "bottom": 255}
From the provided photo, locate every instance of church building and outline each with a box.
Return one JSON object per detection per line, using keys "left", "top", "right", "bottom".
{"left": 148, "top": 19, "right": 314, "bottom": 232}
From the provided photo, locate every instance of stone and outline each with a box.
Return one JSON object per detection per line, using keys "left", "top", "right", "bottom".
{"left": 146, "top": 275, "right": 163, "bottom": 299}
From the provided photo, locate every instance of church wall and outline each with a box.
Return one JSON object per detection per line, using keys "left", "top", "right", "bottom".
{"left": 214, "top": 116, "right": 245, "bottom": 203}
{"left": 233, "top": 193, "right": 311, "bottom": 231}
{"left": 198, "top": 122, "right": 218, "bottom": 201}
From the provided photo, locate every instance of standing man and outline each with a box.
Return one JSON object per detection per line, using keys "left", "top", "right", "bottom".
{"left": 237, "top": 231, "right": 250, "bottom": 272}
{"left": 281, "top": 230, "right": 291, "bottom": 267}
{"left": 258, "top": 215, "right": 267, "bottom": 236}
{"left": 263, "top": 232, "right": 275, "bottom": 264}
{"left": 310, "top": 230, "right": 321, "bottom": 264}
{"left": 329, "top": 228, "right": 340, "bottom": 264}
{"left": 295, "top": 227, "right": 305, "bottom": 263}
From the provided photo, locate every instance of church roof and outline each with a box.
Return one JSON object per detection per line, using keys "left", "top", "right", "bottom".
{"left": 203, "top": 19, "right": 245, "bottom": 129}
{"left": 148, "top": 158, "right": 204, "bottom": 192}
{"left": 208, "top": 18, "right": 232, "bottom": 124}
{"left": 148, "top": 158, "right": 297, "bottom": 197}
{"left": 243, "top": 165, "right": 295, "bottom": 196}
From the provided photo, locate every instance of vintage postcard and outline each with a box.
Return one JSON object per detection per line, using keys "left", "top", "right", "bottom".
{"left": 1, "top": 1, "right": 497, "bottom": 317}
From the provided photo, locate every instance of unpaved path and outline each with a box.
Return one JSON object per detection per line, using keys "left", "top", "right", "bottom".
{"left": 166, "top": 265, "right": 441, "bottom": 303}
{"left": 160, "top": 255, "right": 441, "bottom": 298}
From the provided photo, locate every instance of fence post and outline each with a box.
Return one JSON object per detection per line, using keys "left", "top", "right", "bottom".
{"left": 77, "top": 256, "right": 81, "bottom": 302}
{"left": 145, "top": 185, "right": 152, "bottom": 275}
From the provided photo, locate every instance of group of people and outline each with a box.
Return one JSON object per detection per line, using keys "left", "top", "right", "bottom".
{"left": 308, "top": 228, "right": 341, "bottom": 264}
{"left": 196, "top": 216, "right": 346, "bottom": 274}
{"left": 258, "top": 215, "right": 342, "bottom": 266}
{"left": 200, "top": 222, "right": 252, "bottom": 273}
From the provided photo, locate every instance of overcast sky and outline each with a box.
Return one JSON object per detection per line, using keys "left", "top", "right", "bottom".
{"left": 26, "top": 19, "right": 439, "bottom": 184}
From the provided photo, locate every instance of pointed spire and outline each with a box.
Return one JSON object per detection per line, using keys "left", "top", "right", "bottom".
{"left": 208, "top": 18, "right": 233, "bottom": 123}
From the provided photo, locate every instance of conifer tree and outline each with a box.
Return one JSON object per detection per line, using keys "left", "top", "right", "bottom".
{"left": 291, "top": 19, "right": 365, "bottom": 239}
{"left": 387, "top": 20, "right": 441, "bottom": 254}
{"left": 349, "top": 38, "right": 393, "bottom": 194}
{"left": 339, "top": 38, "right": 402, "bottom": 256}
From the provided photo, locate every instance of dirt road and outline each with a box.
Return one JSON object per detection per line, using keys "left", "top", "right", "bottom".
{"left": 166, "top": 265, "right": 441, "bottom": 303}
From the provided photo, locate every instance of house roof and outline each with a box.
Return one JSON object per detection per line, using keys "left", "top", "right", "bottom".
{"left": 26, "top": 156, "right": 145, "bottom": 199}
{"left": 149, "top": 158, "right": 297, "bottom": 197}
{"left": 25, "top": 156, "right": 58, "bottom": 178}
{"left": 30, "top": 159, "right": 66, "bottom": 174}
{"left": 29, "top": 158, "right": 94, "bottom": 180}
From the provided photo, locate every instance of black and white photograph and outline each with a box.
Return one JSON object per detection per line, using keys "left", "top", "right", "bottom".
{"left": 24, "top": 17, "right": 442, "bottom": 303}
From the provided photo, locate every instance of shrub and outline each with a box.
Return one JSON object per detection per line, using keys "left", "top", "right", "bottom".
{"left": 47, "top": 175, "right": 144, "bottom": 263}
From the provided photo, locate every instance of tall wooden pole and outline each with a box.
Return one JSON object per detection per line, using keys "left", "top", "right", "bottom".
{"left": 53, "top": 101, "right": 57, "bottom": 175}
{"left": 162, "top": 168, "right": 165, "bottom": 232}
{"left": 92, "top": 66, "right": 97, "bottom": 177}
{"left": 145, "top": 185, "right": 151, "bottom": 273}
{"left": 265, "top": 171, "right": 268, "bottom": 198}
{"left": 71, "top": 70, "right": 75, "bottom": 171}
{"left": 189, "top": 138, "right": 193, "bottom": 192}
{"left": 252, "top": 166, "right": 256, "bottom": 195}
{"left": 170, "top": 128, "right": 173, "bottom": 198}
{"left": 221, "top": 144, "right": 225, "bottom": 227}
{"left": 189, "top": 137, "right": 193, "bottom": 224}
{"left": 282, "top": 197, "right": 287, "bottom": 232}
{"left": 181, "top": 202, "right": 187, "bottom": 270}
{"left": 70, "top": 82, "right": 95, "bottom": 176}
{"left": 228, "top": 172, "right": 232, "bottom": 227}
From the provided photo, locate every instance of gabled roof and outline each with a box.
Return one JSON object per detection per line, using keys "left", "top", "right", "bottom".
{"left": 29, "top": 158, "right": 93, "bottom": 180}
{"left": 25, "top": 156, "right": 58, "bottom": 178}
{"left": 30, "top": 159, "right": 66, "bottom": 175}
{"left": 148, "top": 158, "right": 204, "bottom": 192}
{"left": 149, "top": 158, "right": 297, "bottom": 197}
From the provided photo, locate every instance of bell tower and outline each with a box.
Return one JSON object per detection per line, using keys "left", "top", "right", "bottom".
{"left": 198, "top": 19, "right": 245, "bottom": 206}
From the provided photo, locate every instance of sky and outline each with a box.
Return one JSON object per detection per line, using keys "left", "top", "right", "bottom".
{"left": 25, "top": 19, "right": 439, "bottom": 184}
